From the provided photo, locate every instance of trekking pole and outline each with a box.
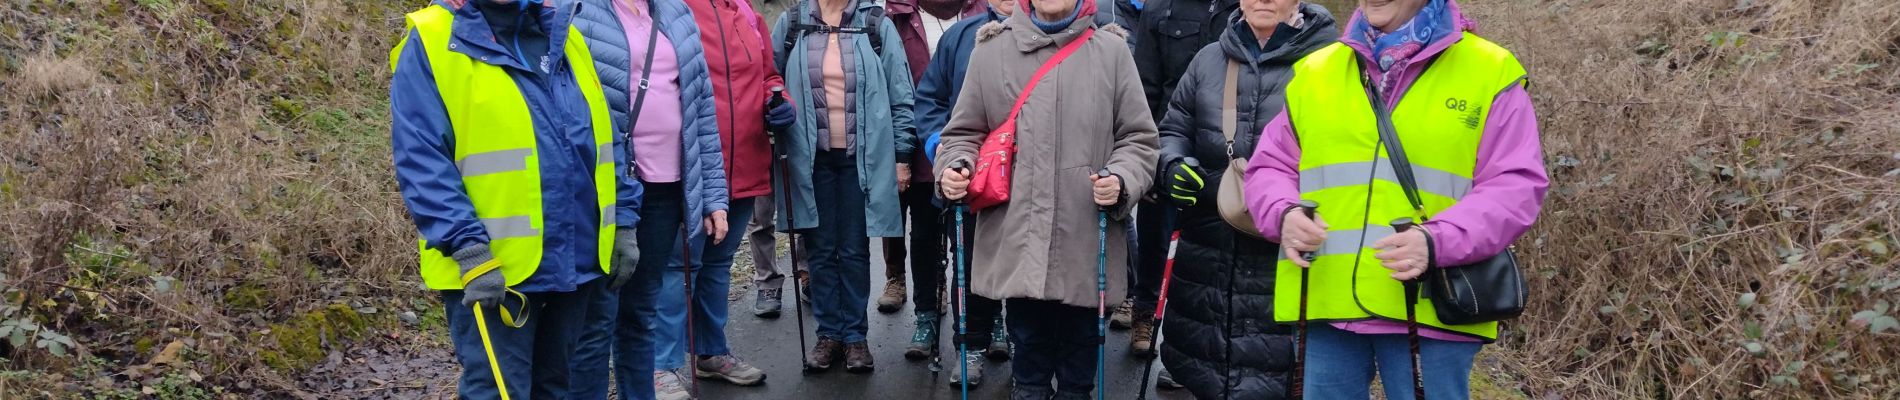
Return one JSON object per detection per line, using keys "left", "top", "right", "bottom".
{"left": 1134, "top": 228, "right": 1181, "bottom": 400}
{"left": 1293, "top": 200, "right": 1319, "bottom": 398}
{"left": 1094, "top": 169, "right": 1112, "bottom": 400}
{"left": 1390, "top": 218, "right": 1427, "bottom": 400}
{"left": 470, "top": 303, "right": 514, "bottom": 400}
{"left": 766, "top": 87, "right": 813, "bottom": 372}
{"left": 680, "top": 228, "right": 700, "bottom": 397}
{"left": 948, "top": 160, "right": 973, "bottom": 399}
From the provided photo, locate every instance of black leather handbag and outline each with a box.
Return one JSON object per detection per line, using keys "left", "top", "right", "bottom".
{"left": 1366, "top": 81, "right": 1528, "bottom": 326}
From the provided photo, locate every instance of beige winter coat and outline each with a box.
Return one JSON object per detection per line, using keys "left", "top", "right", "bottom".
{"left": 935, "top": 12, "right": 1158, "bottom": 308}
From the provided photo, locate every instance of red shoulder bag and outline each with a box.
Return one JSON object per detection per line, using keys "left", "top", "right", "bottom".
{"left": 966, "top": 28, "right": 1097, "bottom": 210}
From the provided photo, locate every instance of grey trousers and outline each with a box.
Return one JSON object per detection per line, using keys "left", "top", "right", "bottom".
{"left": 748, "top": 194, "right": 807, "bottom": 288}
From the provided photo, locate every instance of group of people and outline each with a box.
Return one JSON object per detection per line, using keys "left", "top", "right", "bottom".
{"left": 388, "top": 0, "right": 1547, "bottom": 398}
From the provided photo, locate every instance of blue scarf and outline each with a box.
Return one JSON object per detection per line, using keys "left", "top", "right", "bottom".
{"left": 1031, "top": 0, "right": 1082, "bottom": 34}
{"left": 1349, "top": 0, "right": 1453, "bottom": 71}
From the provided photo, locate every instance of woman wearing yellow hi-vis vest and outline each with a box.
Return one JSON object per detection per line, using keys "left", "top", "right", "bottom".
{"left": 389, "top": 1, "right": 641, "bottom": 398}
{"left": 1241, "top": 0, "right": 1548, "bottom": 399}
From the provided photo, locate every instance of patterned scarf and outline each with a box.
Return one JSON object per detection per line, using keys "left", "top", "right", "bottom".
{"left": 1349, "top": 0, "right": 1453, "bottom": 94}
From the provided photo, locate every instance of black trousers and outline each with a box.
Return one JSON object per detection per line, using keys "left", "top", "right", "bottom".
{"left": 1006, "top": 298, "right": 1101, "bottom": 396}
{"left": 1131, "top": 203, "right": 1175, "bottom": 310}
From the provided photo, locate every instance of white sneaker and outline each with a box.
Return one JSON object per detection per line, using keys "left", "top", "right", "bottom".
{"left": 654, "top": 369, "right": 694, "bottom": 400}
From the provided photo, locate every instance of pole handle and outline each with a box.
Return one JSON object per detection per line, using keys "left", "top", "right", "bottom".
{"left": 1296, "top": 200, "right": 1321, "bottom": 262}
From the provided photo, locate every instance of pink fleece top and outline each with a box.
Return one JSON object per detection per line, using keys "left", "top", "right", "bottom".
{"left": 1243, "top": 3, "right": 1549, "bottom": 342}
{"left": 614, "top": 0, "right": 685, "bottom": 183}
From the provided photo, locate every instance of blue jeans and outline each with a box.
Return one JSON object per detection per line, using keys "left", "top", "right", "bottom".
{"left": 444, "top": 278, "right": 601, "bottom": 400}
{"left": 1303, "top": 324, "right": 1485, "bottom": 400}
{"left": 570, "top": 182, "right": 687, "bottom": 400}
{"left": 804, "top": 150, "right": 871, "bottom": 343}
{"left": 651, "top": 198, "right": 756, "bottom": 370}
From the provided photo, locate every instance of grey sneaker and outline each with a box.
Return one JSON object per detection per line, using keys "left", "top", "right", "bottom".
{"left": 654, "top": 370, "right": 693, "bottom": 400}
{"left": 754, "top": 288, "right": 783, "bottom": 319}
{"left": 696, "top": 354, "right": 766, "bottom": 386}
{"left": 947, "top": 350, "right": 984, "bottom": 387}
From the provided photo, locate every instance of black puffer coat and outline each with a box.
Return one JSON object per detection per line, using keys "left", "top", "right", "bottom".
{"left": 1154, "top": 4, "right": 1339, "bottom": 399}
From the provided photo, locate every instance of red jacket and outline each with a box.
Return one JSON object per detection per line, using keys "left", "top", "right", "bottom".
{"left": 688, "top": 0, "right": 783, "bottom": 199}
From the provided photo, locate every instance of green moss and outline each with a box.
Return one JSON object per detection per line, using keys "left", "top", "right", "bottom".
{"left": 1471, "top": 366, "right": 1528, "bottom": 399}
{"left": 268, "top": 97, "right": 303, "bottom": 124}
{"left": 259, "top": 304, "right": 367, "bottom": 371}
{"left": 221, "top": 284, "right": 268, "bottom": 311}
{"left": 133, "top": 337, "right": 157, "bottom": 355}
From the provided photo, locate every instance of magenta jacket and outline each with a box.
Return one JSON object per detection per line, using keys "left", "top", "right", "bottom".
{"left": 1243, "top": 1, "right": 1549, "bottom": 342}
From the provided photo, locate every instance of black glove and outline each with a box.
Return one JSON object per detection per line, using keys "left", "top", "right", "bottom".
{"left": 765, "top": 93, "right": 795, "bottom": 129}
{"left": 609, "top": 227, "right": 639, "bottom": 289}
{"left": 1166, "top": 157, "right": 1206, "bottom": 208}
{"left": 454, "top": 244, "right": 506, "bottom": 307}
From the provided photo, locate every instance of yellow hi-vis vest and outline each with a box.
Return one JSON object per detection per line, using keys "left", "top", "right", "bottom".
{"left": 391, "top": 5, "right": 618, "bottom": 290}
{"left": 1273, "top": 33, "right": 1526, "bottom": 341}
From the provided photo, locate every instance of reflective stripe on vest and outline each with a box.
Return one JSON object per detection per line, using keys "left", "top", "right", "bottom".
{"left": 394, "top": 5, "right": 619, "bottom": 290}
{"left": 1273, "top": 33, "right": 1527, "bottom": 341}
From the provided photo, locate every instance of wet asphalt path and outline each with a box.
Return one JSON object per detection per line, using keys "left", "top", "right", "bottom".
{"left": 697, "top": 244, "right": 1195, "bottom": 400}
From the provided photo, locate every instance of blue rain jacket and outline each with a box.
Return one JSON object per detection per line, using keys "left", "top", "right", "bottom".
{"left": 390, "top": 0, "right": 639, "bottom": 293}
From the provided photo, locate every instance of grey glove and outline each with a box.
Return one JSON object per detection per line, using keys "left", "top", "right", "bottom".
{"left": 609, "top": 227, "right": 640, "bottom": 289}
{"left": 454, "top": 244, "right": 506, "bottom": 307}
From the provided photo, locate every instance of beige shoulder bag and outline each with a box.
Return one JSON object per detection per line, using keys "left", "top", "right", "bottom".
{"left": 1214, "top": 61, "right": 1264, "bottom": 238}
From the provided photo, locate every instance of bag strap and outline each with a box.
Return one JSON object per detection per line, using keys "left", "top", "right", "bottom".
{"left": 1220, "top": 61, "right": 1240, "bottom": 158}
{"left": 1003, "top": 28, "right": 1098, "bottom": 122}
{"left": 625, "top": 11, "right": 663, "bottom": 137}
{"left": 1360, "top": 60, "right": 1427, "bottom": 218}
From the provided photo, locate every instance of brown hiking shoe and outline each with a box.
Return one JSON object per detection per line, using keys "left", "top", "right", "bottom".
{"left": 876, "top": 278, "right": 907, "bottom": 313}
{"left": 844, "top": 341, "right": 875, "bottom": 373}
{"left": 1109, "top": 298, "right": 1134, "bottom": 330}
{"left": 1130, "top": 304, "right": 1157, "bottom": 358}
{"left": 805, "top": 337, "right": 843, "bottom": 371}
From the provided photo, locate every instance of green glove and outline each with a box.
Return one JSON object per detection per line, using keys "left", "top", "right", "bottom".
{"left": 1167, "top": 157, "right": 1206, "bottom": 208}
{"left": 454, "top": 244, "right": 506, "bottom": 307}
{"left": 609, "top": 227, "right": 640, "bottom": 289}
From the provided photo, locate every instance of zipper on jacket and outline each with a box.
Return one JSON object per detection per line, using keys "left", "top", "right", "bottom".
{"left": 711, "top": 0, "right": 741, "bottom": 177}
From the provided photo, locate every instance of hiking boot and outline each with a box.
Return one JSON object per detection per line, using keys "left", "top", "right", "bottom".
{"left": 876, "top": 277, "right": 907, "bottom": 313}
{"left": 805, "top": 337, "right": 843, "bottom": 371}
{"left": 984, "top": 314, "right": 1011, "bottom": 361}
{"left": 753, "top": 287, "right": 783, "bottom": 319}
{"left": 1156, "top": 366, "right": 1183, "bottom": 390}
{"left": 946, "top": 350, "right": 984, "bottom": 387}
{"left": 1109, "top": 298, "right": 1133, "bottom": 330}
{"left": 844, "top": 341, "right": 875, "bottom": 373}
{"left": 695, "top": 354, "right": 766, "bottom": 386}
{"left": 905, "top": 311, "right": 940, "bottom": 360}
{"left": 654, "top": 370, "right": 693, "bottom": 400}
{"left": 1130, "top": 304, "right": 1157, "bottom": 358}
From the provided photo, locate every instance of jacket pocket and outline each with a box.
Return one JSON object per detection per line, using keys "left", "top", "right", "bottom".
{"left": 1158, "top": 19, "right": 1203, "bottom": 39}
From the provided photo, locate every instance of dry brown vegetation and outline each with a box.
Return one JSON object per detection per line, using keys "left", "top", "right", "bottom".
{"left": 1468, "top": 0, "right": 1900, "bottom": 398}
{"left": 0, "top": 0, "right": 426, "bottom": 397}
{"left": 0, "top": 0, "right": 1894, "bottom": 398}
